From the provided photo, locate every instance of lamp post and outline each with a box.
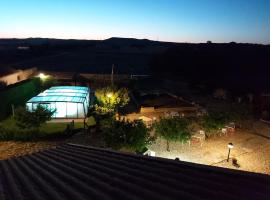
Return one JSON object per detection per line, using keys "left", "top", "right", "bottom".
{"left": 227, "top": 143, "right": 234, "bottom": 162}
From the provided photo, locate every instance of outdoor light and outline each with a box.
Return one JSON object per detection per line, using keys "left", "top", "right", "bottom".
{"left": 227, "top": 142, "right": 234, "bottom": 162}
{"left": 39, "top": 73, "right": 46, "bottom": 79}
{"left": 228, "top": 143, "right": 234, "bottom": 149}
{"left": 107, "top": 93, "right": 112, "bottom": 98}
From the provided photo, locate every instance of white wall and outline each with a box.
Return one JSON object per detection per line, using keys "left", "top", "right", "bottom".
{"left": 0, "top": 68, "right": 37, "bottom": 85}
{"left": 27, "top": 101, "right": 87, "bottom": 118}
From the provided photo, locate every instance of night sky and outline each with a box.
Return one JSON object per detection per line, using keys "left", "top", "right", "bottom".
{"left": 0, "top": 0, "right": 269, "bottom": 44}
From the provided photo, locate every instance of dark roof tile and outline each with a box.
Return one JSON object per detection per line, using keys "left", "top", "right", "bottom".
{"left": 0, "top": 143, "right": 269, "bottom": 200}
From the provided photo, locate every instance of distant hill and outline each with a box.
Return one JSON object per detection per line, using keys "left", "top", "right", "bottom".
{"left": 0, "top": 37, "right": 172, "bottom": 74}
{"left": 0, "top": 37, "right": 269, "bottom": 90}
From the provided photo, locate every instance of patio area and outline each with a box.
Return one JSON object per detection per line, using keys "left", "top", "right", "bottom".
{"left": 149, "top": 129, "right": 270, "bottom": 174}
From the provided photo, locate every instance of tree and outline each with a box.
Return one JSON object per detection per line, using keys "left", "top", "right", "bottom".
{"left": 201, "top": 111, "right": 228, "bottom": 135}
{"left": 201, "top": 104, "right": 251, "bottom": 134}
{"left": 100, "top": 118, "right": 151, "bottom": 151}
{"left": 15, "top": 105, "right": 55, "bottom": 129}
{"left": 153, "top": 117, "right": 191, "bottom": 151}
{"left": 95, "top": 86, "right": 129, "bottom": 114}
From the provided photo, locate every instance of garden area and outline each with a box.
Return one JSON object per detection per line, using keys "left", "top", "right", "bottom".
{"left": 1, "top": 77, "right": 269, "bottom": 175}
{"left": 0, "top": 76, "right": 89, "bottom": 141}
{"left": 81, "top": 83, "right": 270, "bottom": 174}
{"left": 0, "top": 76, "right": 93, "bottom": 159}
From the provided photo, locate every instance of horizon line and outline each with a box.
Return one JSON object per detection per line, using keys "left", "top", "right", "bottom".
{"left": 0, "top": 36, "right": 269, "bottom": 45}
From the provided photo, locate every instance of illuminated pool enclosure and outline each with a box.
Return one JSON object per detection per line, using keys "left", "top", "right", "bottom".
{"left": 26, "top": 86, "right": 90, "bottom": 118}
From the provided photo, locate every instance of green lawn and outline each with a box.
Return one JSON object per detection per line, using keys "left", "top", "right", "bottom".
{"left": 0, "top": 116, "right": 96, "bottom": 140}
{"left": 1, "top": 118, "right": 73, "bottom": 134}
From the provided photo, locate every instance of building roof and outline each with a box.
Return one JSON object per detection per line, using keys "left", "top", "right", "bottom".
{"left": 140, "top": 93, "right": 193, "bottom": 108}
{"left": 0, "top": 143, "right": 269, "bottom": 200}
{"left": 27, "top": 86, "right": 89, "bottom": 104}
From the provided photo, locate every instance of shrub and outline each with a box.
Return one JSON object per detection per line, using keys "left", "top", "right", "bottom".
{"left": 101, "top": 118, "right": 152, "bottom": 151}
{"left": 15, "top": 105, "right": 55, "bottom": 129}
{"left": 0, "top": 126, "right": 38, "bottom": 141}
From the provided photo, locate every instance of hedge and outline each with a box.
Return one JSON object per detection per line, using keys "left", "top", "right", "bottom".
{"left": 0, "top": 78, "right": 41, "bottom": 120}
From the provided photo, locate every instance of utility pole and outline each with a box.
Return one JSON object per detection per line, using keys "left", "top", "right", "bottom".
{"left": 111, "top": 64, "right": 114, "bottom": 87}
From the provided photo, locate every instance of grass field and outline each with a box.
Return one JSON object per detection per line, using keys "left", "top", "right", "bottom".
{"left": 1, "top": 118, "right": 75, "bottom": 134}
{"left": 0, "top": 116, "right": 96, "bottom": 140}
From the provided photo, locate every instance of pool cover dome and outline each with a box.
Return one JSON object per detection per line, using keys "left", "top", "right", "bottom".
{"left": 26, "top": 86, "right": 90, "bottom": 118}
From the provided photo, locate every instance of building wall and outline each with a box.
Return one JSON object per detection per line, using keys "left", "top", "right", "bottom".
{"left": 124, "top": 106, "right": 199, "bottom": 125}
{"left": 0, "top": 68, "right": 37, "bottom": 85}
{"left": 27, "top": 101, "right": 87, "bottom": 119}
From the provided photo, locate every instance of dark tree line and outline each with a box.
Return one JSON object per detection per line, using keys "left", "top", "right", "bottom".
{"left": 149, "top": 43, "right": 270, "bottom": 92}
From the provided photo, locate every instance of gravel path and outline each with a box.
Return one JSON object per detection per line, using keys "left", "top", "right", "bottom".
{"left": 0, "top": 131, "right": 104, "bottom": 160}
{"left": 0, "top": 140, "right": 63, "bottom": 160}
{"left": 149, "top": 129, "right": 270, "bottom": 174}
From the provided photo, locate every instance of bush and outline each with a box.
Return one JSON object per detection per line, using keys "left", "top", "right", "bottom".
{"left": 15, "top": 105, "right": 55, "bottom": 129}
{"left": 0, "top": 125, "right": 38, "bottom": 141}
{"left": 101, "top": 118, "right": 152, "bottom": 151}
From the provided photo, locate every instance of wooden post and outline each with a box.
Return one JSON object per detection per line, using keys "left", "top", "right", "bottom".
{"left": 84, "top": 118, "right": 86, "bottom": 133}
{"left": 111, "top": 64, "right": 114, "bottom": 86}
{"left": 11, "top": 104, "right": 15, "bottom": 117}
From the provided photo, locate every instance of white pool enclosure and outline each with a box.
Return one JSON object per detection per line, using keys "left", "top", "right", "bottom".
{"left": 26, "top": 86, "right": 90, "bottom": 118}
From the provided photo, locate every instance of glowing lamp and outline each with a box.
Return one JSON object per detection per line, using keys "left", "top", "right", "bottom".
{"left": 227, "top": 142, "right": 234, "bottom": 162}
{"left": 39, "top": 73, "right": 46, "bottom": 79}
{"left": 107, "top": 93, "right": 113, "bottom": 98}
{"left": 228, "top": 143, "right": 234, "bottom": 149}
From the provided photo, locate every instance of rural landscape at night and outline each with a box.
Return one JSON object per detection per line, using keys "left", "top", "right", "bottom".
{"left": 0, "top": 1, "right": 270, "bottom": 199}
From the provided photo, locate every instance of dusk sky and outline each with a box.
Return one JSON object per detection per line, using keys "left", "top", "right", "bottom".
{"left": 0, "top": 0, "right": 270, "bottom": 44}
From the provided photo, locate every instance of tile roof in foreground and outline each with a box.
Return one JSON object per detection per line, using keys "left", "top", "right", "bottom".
{"left": 0, "top": 143, "right": 269, "bottom": 200}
